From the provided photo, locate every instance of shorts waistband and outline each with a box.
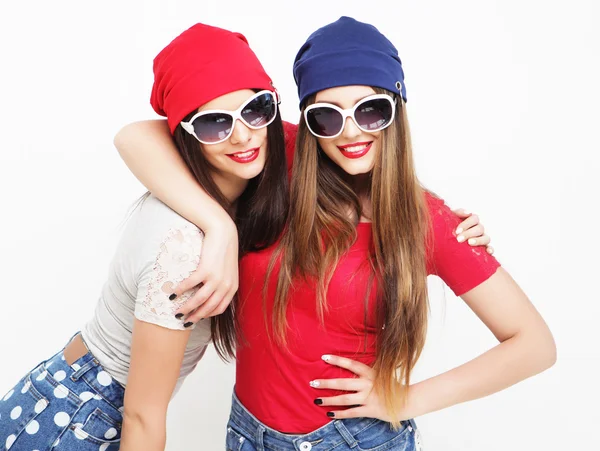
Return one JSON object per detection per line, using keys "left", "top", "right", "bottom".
{"left": 30, "top": 333, "right": 125, "bottom": 411}
{"left": 229, "top": 391, "right": 416, "bottom": 450}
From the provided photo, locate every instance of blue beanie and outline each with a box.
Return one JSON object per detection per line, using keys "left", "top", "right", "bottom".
{"left": 293, "top": 16, "right": 407, "bottom": 107}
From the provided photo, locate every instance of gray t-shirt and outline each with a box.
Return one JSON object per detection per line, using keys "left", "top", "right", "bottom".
{"left": 82, "top": 195, "right": 212, "bottom": 395}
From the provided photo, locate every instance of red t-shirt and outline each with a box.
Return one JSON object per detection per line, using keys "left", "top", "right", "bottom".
{"left": 235, "top": 122, "right": 501, "bottom": 433}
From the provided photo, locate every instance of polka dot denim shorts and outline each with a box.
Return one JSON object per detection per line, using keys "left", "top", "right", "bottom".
{"left": 0, "top": 335, "right": 124, "bottom": 450}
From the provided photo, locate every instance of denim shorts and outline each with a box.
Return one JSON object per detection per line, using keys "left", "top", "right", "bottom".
{"left": 0, "top": 334, "right": 124, "bottom": 450}
{"left": 226, "top": 392, "right": 423, "bottom": 451}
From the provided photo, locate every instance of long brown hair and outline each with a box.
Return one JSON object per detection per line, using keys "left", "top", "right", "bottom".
{"left": 173, "top": 107, "right": 289, "bottom": 361}
{"left": 267, "top": 87, "right": 429, "bottom": 426}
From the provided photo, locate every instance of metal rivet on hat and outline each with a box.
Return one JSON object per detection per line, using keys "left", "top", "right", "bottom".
{"left": 395, "top": 81, "right": 402, "bottom": 92}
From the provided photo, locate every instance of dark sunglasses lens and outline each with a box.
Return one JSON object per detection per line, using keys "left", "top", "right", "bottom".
{"left": 240, "top": 92, "right": 276, "bottom": 127}
{"left": 354, "top": 98, "right": 394, "bottom": 131}
{"left": 306, "top": 107, "right": 343, "bottom": 137}
{"left": 192, "top": 113, "right": 233, "bottom": 143}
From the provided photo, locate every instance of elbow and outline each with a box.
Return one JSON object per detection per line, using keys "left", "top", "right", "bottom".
{"left": 113, "top": 123, "right": 135, "bottom": 159}
{"left": 504, "top": 320, "right": 557, "bottom": 377}
{"left": 524, "top": 324, "right": 557, "bottom": 374}
{"left": 541, "top": 331, "right": 557, "bottom": 371}
{"left": 113, "top": 120, "right": 168, "bottom": 159}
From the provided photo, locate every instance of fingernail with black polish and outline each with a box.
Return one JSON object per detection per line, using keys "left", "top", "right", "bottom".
{"left": 175, "top": 313, "right": 184, "bottom": 320}
{"left": 314, "top": 399, "right": 323, "bottom": 405}
{"left": 169, "top": 294, "right": 177, "bottom": 301}
{"left": 327, "top": 412, "right": 335, "bottom": 417}
{"left": 184, "top": 322, "right": 194, "bottom": 328}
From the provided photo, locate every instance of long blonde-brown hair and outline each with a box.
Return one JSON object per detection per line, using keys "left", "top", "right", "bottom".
{"left": 266, "top": 87, "right": 430, "bottom": 426}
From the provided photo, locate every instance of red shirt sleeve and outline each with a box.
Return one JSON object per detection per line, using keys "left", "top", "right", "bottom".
{"left": 425, "top": 193, "right": 501, "bottom": 296}
{"left": 282, "top": 121, "right": 298, "bottom": 175}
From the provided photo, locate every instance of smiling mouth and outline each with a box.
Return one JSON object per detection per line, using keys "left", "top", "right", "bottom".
{"left": 336, "top": 142, "right": 373, "bottom": 159}
{"left": 226, "top": 147, "right": 260, "bottom": 163}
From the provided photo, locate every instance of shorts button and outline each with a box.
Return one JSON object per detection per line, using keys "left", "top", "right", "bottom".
{"left": 299, "top": 442, "right": 312, "bottom": 451}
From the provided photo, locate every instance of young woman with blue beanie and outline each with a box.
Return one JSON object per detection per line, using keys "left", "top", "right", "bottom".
{"left": 217, "top": 17, "right": 553, "bottom": 450}
{"left": 111, "top": 18, "right": 547, "bottom": 451}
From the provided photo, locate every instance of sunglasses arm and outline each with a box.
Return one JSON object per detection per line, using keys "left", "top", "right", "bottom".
{"left": 180, "top": 121, "right": 194, "bottom": 134}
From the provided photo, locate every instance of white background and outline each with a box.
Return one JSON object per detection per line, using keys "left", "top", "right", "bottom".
{"left": 0, "top": 1, "right": 598, "bottom": 449}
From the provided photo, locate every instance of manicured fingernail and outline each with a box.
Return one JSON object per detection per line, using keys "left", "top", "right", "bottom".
{"left": 309, "top": 380, "right": 320, "bottom": 388}
{"left": 321, "top": 355, "right": 331, "bottom": 362}
{"left": 463, "top": 210, "right": 470, "bottom": 215}
{"left": 184, "top": 322, "right": 193, "bottom": 328}
{"left": 169, "top": 294, "right": 177, "bottom": 301}
{"left": 468, "top": 238, "right": 477, "bottom": 245}
{"left": 314, "top": 399, "right": 323, "bottom": 405}
{"left": 457, "top": 235, "right": 465, "bottom": 243}
{"left": 455, "top": 228, "right": 463, "bottom": 235}
{"left": 175, "top": 313, "right": 184, "bottom": 320}
{"left": 327, "top": 412, "right": 335, "bottom": 417}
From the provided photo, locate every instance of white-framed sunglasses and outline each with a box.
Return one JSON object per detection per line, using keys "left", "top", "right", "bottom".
{"left": 304, "top": 94, "right": 397, "bottom": 139}
{"left": 181, "top": 90, "right": 279, "bottom": 144}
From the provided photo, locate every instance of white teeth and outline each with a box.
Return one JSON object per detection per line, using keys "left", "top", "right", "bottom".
{"left": 231, "top": 150, "right": 256, "bottom": 158}
{"left": 342, "top": 144, "right": 369, "bottom": 152}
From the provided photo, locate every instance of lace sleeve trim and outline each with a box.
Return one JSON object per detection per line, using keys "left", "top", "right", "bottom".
{"left": 137, "top": 224, "right": 204, "bottom": 327}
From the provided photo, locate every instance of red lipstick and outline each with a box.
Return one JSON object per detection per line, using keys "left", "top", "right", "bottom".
{"left": 226, "top": 147, "right": 260, "bottom": 164}
{"left": 336, "top": 142, "right": 372, "bottom": 159}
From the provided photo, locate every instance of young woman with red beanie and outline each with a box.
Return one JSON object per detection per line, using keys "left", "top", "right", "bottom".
{"left": 0, "top": 23, "right": 289, "bottom": 451}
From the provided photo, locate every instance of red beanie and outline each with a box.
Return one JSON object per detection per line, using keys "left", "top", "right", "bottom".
{"left": 150, "top": 23, "right": 273, "bottom": 133}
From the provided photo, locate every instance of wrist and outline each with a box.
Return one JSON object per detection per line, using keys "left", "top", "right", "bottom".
{"left": 399, "top": 383, "right": 427, "bottom": 420}
{"left": 403, "top": 377, "right": 454, "bottom": 419}
{"left": 203, "top": 209, "right": 236, "bottom": 235}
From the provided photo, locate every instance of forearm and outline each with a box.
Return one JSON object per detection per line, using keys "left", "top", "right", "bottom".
{"left": 114, "top": 120, "right": 233, "bottom": 230}
{"left": 121, "top": 321, "right": 189, "bottom": 451}
{"left": 406, "top": 331, "right": 556, "bottom": 418}
{"left": 121, "top": 411, "right": 166, "bottom": 451}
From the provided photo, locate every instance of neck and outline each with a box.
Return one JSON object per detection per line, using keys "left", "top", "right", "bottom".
{"left": 341, "top": 171, "right": 373, "bottom": 223}
{"left": 349, "top": 172, "right": 371, "bottom": 194}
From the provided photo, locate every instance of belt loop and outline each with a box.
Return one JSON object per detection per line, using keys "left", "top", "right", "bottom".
{"left": 334, "top": 420, "right": 359, "bottom": 448}
{"left": 70, "top": 359, "right": 98, "bottom": 382}
{"left": 408, "top": 418, "right": 417, "bottom": 432}
{"left": 255, "top": 424, "right": 266, "bottom": 451}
